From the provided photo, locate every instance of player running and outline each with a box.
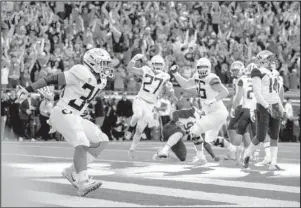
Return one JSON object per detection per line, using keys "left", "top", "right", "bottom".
{"left": 243, "top": 50, "right": 285, "bottom": 171}
{"left": 126, "top": 54, "right": 177, "bottom": 159}
{"left": 16, "top": 48, "right": 113, "bottom": 196}
{"left": 169, "top": 58, "right": 236, "bottom": 164}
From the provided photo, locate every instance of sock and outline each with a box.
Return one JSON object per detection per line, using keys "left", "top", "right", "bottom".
{"left": 130, "top": 133, "right": 141, "bottom": 150}
{"left": 77, "top": 170, "right": 88, "bottom": 182}
{"left": 194, "top": 142, "right": 205, "bottom": 158}
{"left": 244, "top": 142, "right": 257, "bottom": 158}
{"left": 204, "top": 142, "right": 216, "bottom": 158}
{"left": 161, "top": 144, "right": 171, "bottom": 153}
{"left": 263, "top": 141, "right": 271, "bottom": 160}
{"left": 270, "top": 146, "right": 278, "bottom": 165}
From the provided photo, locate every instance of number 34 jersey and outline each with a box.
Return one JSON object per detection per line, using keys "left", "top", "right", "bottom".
{"left": 56, "top": 64, "right": 107, "bottom": 115}
{"left": 193, "top": 72, "right": 226, "bottom": 113}
{"left": 137, "top": 66, "right": 170, "bottom": 104}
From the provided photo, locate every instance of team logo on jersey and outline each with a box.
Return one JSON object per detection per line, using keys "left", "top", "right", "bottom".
{"left": 62, "top": 109, "right": 73, "bottom": 115}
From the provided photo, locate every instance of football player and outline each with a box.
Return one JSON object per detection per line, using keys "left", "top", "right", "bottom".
{"left": 170, "top": 58, "right": 236, "bottom": 164}
{"left": 243, "top": 50, "right": 285, "bottom": 171}
{"left": 230, "top": 63, "right": 258, "bottom": 164}
{"left": 153, "top": 104, "right": 221, "bottom": 162}
{"left": 126, "top": 54, "right": 177, "bottom": 158}
{"left": 226, "top": 61, "right": 245, "bottom": 160}
{"left": 16, "top": 48, "right": 113, "bottom": 196}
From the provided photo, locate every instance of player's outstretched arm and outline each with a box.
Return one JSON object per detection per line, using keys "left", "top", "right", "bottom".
{"left": 164, "top": 81, "right": 178, "bottom": 103}
{"left": 127, "top": 54, "right": 145, "bottom": 77}
{"left": 170, "top": 65, "right": 195, "bottom": 89}
{"left": 26, "top": 73, "right": 66, "bottom": 93}
{"left": 16, "top": 73, "right": 66, "bottom": 103}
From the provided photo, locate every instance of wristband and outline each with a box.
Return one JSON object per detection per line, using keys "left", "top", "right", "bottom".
{"left": 26, "top": 86, "right": 34, "bottom": 93}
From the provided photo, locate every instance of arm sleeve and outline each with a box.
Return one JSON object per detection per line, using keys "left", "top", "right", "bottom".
{"left": 252, "top": 77, "right": 269, "bottom": 109}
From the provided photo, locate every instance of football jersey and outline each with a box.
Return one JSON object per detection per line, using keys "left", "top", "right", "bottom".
{"left": 232, "top": 77, "right": 243, "bottom": 106}
{"left": 251, "top": 67, "right": 282, "bottom": 105}
{"left": 238, "top": 75, "right": 257, "bottom": 109}
{"left": 137, "top": 66, "right": 170, "bottom": 103}
{"left": 56, "top": 64, "right": 107, "bottom": 115}
{"left": 192, "top": 72, "right": 226, "bottom": 113}
{"left": 171, "top": 107, "right": 200, "bottom": 133}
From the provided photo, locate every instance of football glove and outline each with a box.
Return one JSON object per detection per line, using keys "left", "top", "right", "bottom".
{"left": 37, "top": 86, "right": 54, "bottom": 101}
{"left": 165, "top": 81, "right": 174, "bottom": 92}
{"left": 132, "top": 53, "right": 144, "bottom": 61}
{"left": 15, "top": 85, "right": 29, "bottom": 104}
{"left": 230, "top": 108, "right": 235, "bottom": 118}
{"left": 267, "top": 103, "right": 284, "bottom": 119}
{"left": 250, "top": 109, "right": 256, "bottom": 122}
{"left": 170, "top": 65, "right": 179, "bottom": 74}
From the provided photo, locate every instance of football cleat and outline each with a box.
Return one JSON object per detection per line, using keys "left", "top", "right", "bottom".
{"left": 268, "top": 164, "right": 284, "bottom": 171}
{"left": 77, "top": 179, "right": 102, "bottom": 197}
{"left": 257, "top": 157, "right": 271, "bottom": 166}
{"left": 192, "top": 155, "right": 207, "bottom": 165}
{"left": 152, "top": 148, "right": 169, "bottom": 161}
{"left": 62, "top": 167, "right": 78, "bottom": 188}
{"left": 243, "top": 156, "right": 250, "bottom": 169}
{"left": 128, "top": 149, "right": 135, "bottom": 159}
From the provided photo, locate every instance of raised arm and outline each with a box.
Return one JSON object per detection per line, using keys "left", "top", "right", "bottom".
{"left": 127, "top": 54, "right": 145, "bottom": 77}
{"left": 170, "top": 65, "right": 195, "bottom": 89}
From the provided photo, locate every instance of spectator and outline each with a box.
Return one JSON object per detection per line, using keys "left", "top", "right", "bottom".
{"left": 94, "top": 95, "right": 105, "bottom": 128}
{"left": 283, "top": 98, "right": 294, "bottom": 141}
{"left": 36, "top": 96, "right": 53, "bottom": 141}
{"left": 18, "top": 94, "right": 33, "bottom": 141}
{"left": 1, "top": 91, "right": 10, "bottom": 140}
{"left": 156, "top": 94, "right": 172, "bottom": 127}
{"left": 116, "top": 92, "right": 133, "bottom": 122}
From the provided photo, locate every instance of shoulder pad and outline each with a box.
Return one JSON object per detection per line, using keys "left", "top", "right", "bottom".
{"left": 251, "top": 67, "right": 263, "bottom": 79}
{"left": 68, "top": 65, "right": 91, "bottom": 82}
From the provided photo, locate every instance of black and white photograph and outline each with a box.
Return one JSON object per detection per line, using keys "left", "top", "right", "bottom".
{"left": 1, "top": 1, "right": 300, "bottom": 207}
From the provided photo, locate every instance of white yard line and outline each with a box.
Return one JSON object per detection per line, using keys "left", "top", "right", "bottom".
{"left": 34, "top": 178, "right": 300, "bottom": 207}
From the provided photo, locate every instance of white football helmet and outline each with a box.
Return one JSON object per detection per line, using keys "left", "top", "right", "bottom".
{"left": 150, "top": 55, "right": 165, "bottom": 73}
{"left": 83, "top": 48, "right": 114, "bottom": 78}
{"left": 256, "top": 50, "right": 276, "bottom": 71}
{"left": 244, "top": 63, "right": 257, "bottom": 75}
{"left": 196, "top": 58, "right": 211, "bottom": 78}
{"left": 230, "top": 61, "right": 244, "bottom": 78}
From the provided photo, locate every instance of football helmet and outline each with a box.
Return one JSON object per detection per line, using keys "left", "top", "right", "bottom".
{"left": 83, "top": 48, "right": 114, "bottom": 78}
{"left": 196, "top": 58, "right": 211, "bottom": 78}
{"left": 230, "top": 61, "right": 244, "bottom": 78}
{"left": 150, "top": 55, "right": 165, "bottom": 73}
{"left": 244, "top": 63, "right": 257, "bottom": 75}
{"left": 256, "top": 50, "right": 276, "bottom": 71}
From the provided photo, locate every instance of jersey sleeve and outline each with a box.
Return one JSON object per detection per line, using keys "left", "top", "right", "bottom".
{"left": 209, "top": 74, "right": 221, "bottom": 85}
{"left": 64, "top": 65, "right": 88, "bottom": 85}
{"left": 251, "top": 67, "right": 264, "bottom": 79}
{"left": 237, "top": 79, "right": 244, "bottom": 87}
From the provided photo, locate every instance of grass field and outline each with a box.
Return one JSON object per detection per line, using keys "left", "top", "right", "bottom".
{"left": 1, "top": 141, "right": 300, "bottom": 207}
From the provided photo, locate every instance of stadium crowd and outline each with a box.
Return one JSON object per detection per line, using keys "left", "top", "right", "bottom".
{"left": 1, "top": 1, "right": 300, "bottom": 142}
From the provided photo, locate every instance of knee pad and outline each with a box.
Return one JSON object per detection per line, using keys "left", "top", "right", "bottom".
{"left": 192, "top": 136, "right": 203, "bottom": 145}
{"left": 212, "top": 137, "right": 224, "bottom": 148}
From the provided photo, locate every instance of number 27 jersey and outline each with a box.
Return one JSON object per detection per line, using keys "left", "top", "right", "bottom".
{"left": 137, "top": 66, "right": 170, "bottom": 103}
{"left": 56, "top": 64, "right": 107, "bottom": 115}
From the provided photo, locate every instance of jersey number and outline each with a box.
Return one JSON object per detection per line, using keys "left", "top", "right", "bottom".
{"left": 247, "top": 84, "right": 253, "bottom": 99}
{"left": 68, "top": 83, "right": 100, "bottom": 111}
{"left": 269, "top": 78, "right": 279, "bottom": 93}
{"left": 143, "top": 74, "right": 163, "bottom": 94}
{"left": 197, "top": 80, "right": 207, "bottom": 99}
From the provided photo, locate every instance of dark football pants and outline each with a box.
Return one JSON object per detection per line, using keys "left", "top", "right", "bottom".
{"left": 236, "top": 108, "right": 256, "bottom": 136}
{"left": 228, "top": 105, "right": 242, "bottom": 130}
{"left": 256, "top": 104, "right": 281, "bottom": 142}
